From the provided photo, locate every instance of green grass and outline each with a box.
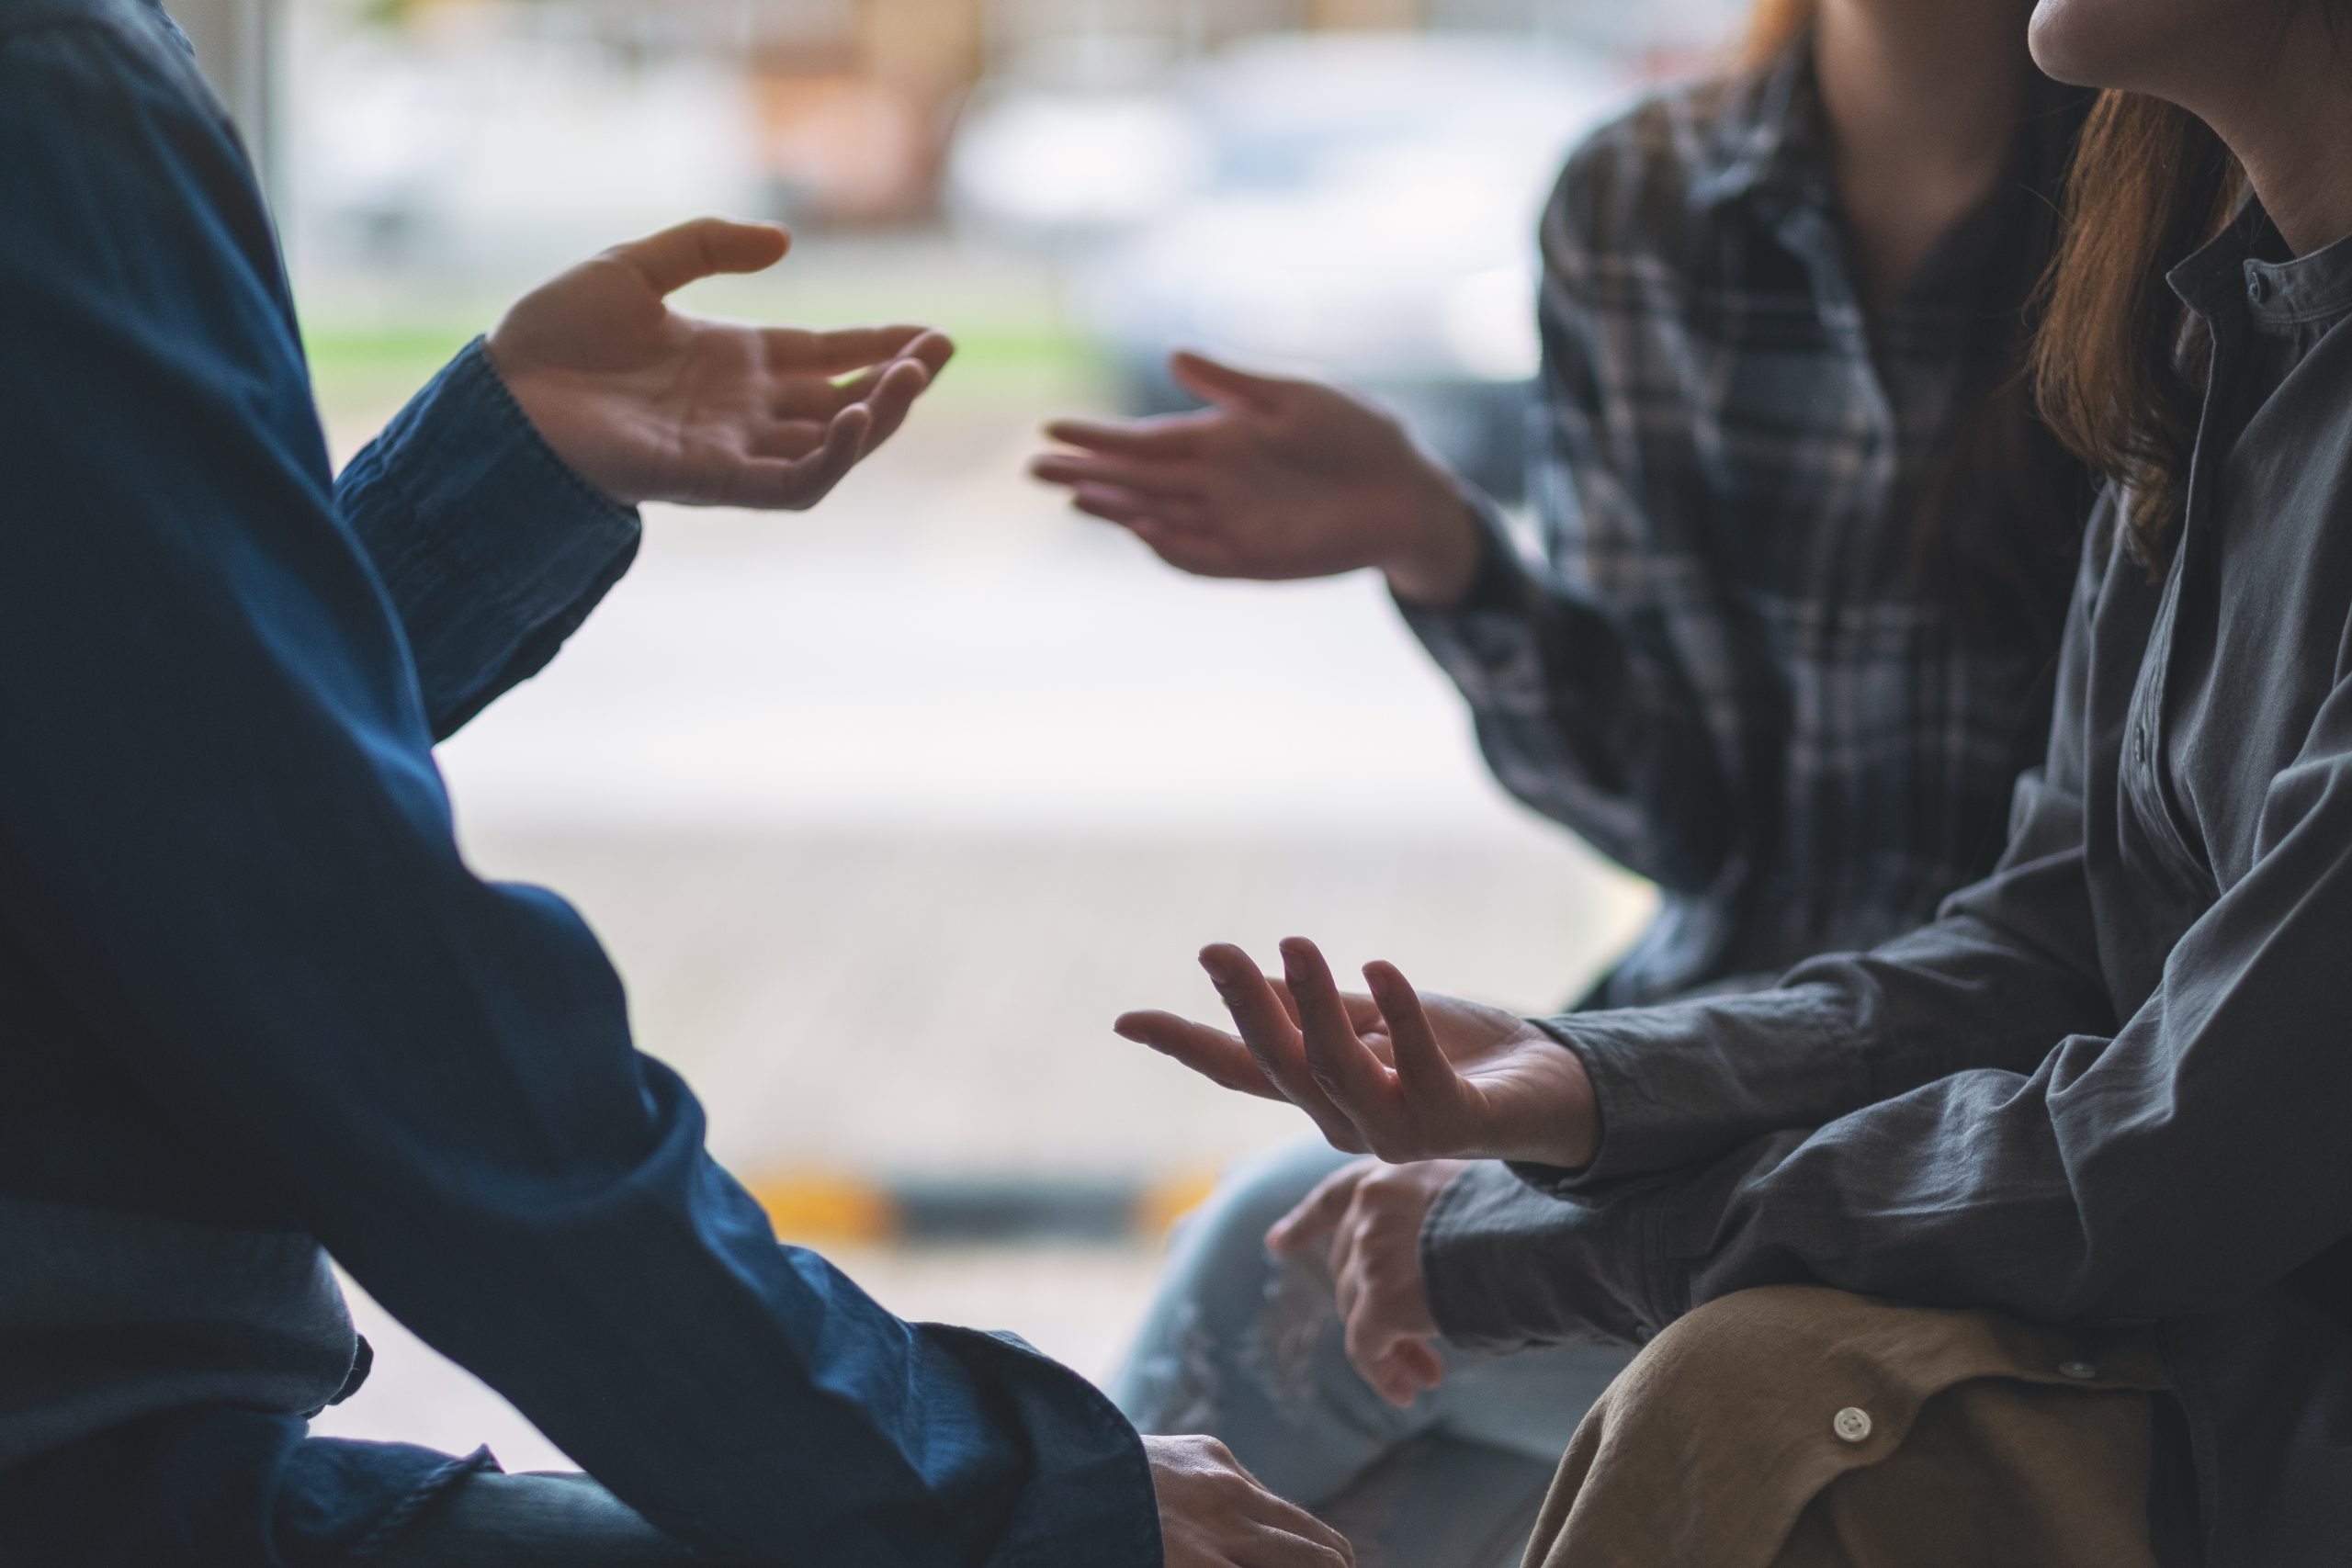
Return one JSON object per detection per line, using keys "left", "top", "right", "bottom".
{"left": 301, "top": 311, "right": 1108, "bottom": 431}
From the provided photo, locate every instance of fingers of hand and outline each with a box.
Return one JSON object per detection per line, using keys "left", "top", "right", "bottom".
{"left": 854, "top": 357, "right": 940, "bottom": 455}
{"left": 1067, "top": 483, "right": 1177, "bottom": 531}
{"left": 1170, "top": 349, "right": 1294, "bottom": 411}
{"left": 1041, "top": 412, "right": 1216, "bottom": 461}
{"left": 1148, "top": 1436, "right": 1355, "bottom": 1568}
{"left": 769, "top": 323, "right": 949, "bottom": 377}
{"left": 1199, "top": 945, "right": 1364, "bottom": 1150}
{"left": 1279, "top": 939, "right": 1398, "bottom": 1145}
{"left": 749, "top": 419, "right": 831, "bottom": 461}
{"left": 723, "top": 409, "right": 869, "bottom": 511}
{"left": 1030, "top": 452, "right": 1206, "bottom": 503}
{"left": 617, "top": 217, "right": 790, "bottom": 297}
{"left": 1362, "top": 961, "right": 1460, "bottom": 1106}
{"left": 1364, "top": 1339, "right": 1447, "bottom": 1407}
{"left": 1246, "top": 1523, "right": 1356, "bottom": 1568}
{"left": 1129, "top": 524, "right": 1246, "bottom": 581}
{"left": 1266, "top": 1159, "right": 1372, "bottom": 1257}
{"left": 1114, "top": 1012, "right": 1284, "bottom": 1101}
{"left": 1336, "top": 1236, "right": 1442, "bottom": 1407}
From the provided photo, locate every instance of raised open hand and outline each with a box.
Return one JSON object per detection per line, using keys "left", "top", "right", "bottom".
{"left": 1031, "top": 352, "right": 1485, "bottom": 605}
{"left": 487, "top": 218, "right": 955, "bottom": 511}
{"left": 1114, "top": 937, "right": 1599, "bottom": 1169}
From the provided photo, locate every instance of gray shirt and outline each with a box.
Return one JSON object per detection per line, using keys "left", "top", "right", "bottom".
{"left": 1422, "top": 204, "right": 2352, "bottom": 1567}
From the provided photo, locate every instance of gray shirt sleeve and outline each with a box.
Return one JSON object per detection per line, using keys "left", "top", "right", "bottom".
{"left": 1429, "top": 533, "right": 2352, "bottom": 1345}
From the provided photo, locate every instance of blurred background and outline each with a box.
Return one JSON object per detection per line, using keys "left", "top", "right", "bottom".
{"left": 175, "top": 0, "right": 1744, "bottom": 1469}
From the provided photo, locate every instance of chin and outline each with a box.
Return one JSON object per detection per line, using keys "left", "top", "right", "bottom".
{"left": 2030, "top": 0, "right": 2230, "bottom": 92}
{"left": 2027, "top": 0, "right": 2115, "bottom": 86}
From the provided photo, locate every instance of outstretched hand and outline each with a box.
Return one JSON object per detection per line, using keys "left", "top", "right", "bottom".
{"left": 1114, "top": 937, "right": 1599, "bottom": 1169}
{"left": 1031, "top": 351, "right": 1484, "bottom": 606}
{"left": 488, "top": 218, "right": 955, "bottom": 511}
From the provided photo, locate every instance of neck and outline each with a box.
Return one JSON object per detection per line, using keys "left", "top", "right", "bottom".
{"left": 2187, "top": 15, "right": 2352, "bottom": 258}
{"left": 1815, "top": 0, "right": 2036, "bottom": 304}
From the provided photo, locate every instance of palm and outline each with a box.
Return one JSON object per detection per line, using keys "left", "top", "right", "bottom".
{"left": 1032, "top": 352, "right": 1473, "bottom": 591}
{"left": 1312, "top": 992, "right": 1589, "bottom": 1165}
{"left": 487, "top": 219, "right": 953, "bottom": 512}
{"left": 1117, "top": 939, "right": 1599, "bottom": 1169}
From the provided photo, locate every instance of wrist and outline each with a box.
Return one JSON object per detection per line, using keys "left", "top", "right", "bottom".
{"left": 1379, "top": 457, "right": 1485, "bottom": 609}
{"left": 1515, "top": 1025, "right": 1601, "bottom": 1171}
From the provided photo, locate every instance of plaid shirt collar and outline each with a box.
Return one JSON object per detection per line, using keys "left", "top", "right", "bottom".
{"left": 1686, "top": 40, "right": 1830, "bottom": 216}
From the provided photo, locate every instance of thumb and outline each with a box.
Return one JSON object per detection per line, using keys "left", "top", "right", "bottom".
{"left": 615, "top": 218, "right": 792, "bottom": 298}
{"left": 1170, "top": 349, "right": 1295, "bottom": 410}
{"left": 1267, "top": 1162, "right": 1366, "bottom": 1257}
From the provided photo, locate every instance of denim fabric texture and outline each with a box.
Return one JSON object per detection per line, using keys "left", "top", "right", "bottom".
{"left": 0, "top": 3, "right": 1157, "bottom": 1564}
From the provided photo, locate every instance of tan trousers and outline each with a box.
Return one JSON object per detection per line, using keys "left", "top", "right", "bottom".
{"left": 1523, "top": 1286, "right": 2177, "bottom": 1568}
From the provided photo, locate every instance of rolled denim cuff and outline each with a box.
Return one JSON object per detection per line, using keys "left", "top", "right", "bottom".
{"left": 336, "top": 338, "right": 641, "bottom": 739}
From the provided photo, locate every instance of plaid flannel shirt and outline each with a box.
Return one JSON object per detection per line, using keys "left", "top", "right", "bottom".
{"left": 1406, "top": 48, "right": 2080, "bottom": 1010}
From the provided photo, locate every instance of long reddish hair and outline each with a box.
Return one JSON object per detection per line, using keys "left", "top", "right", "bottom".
{"left": 2033, "top": 96, "right": 2241, "bottom": 566}
{"left": 1743, "top": 0, "right": 1815, "bottom": 68}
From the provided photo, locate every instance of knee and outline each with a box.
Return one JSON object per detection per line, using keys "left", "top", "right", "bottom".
{"left": 1632, "top": 1285, "right": 1843, "bottom": 1400}
{"left": 1166, "top": 1141, "right": 1352, "bottom": 1288}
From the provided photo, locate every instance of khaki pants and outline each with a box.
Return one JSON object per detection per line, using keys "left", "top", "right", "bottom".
{"left": 1524, "top": 1286, "right": 2180, "bottom": 1568}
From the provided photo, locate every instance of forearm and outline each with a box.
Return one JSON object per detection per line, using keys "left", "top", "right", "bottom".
{"left": 1397, "top": 498, "right": 1738, "bottom": 889}
{"left": 1537, "top": 877, "right": 2112, "bottom": 1188}
{"left": 325, "top": 1084, "right": 1154, "bottom": 1564}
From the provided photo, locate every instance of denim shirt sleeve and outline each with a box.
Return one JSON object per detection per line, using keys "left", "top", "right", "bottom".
{"left": 0, "top": 15, "right": 1158, "bottom": 1566}
{"left": 335, "top": 339, "right": 642, "bottom": 740}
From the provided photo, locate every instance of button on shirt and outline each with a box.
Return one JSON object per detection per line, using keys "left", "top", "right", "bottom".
{"left": 1422, "top": 201, "right": 2352, "bottom": 1567}
{"left": 0, "top": 4, "right": 1156, "bottom": 1564}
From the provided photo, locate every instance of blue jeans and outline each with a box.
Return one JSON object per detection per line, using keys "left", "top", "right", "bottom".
{"left": 1110, "top": 1141, "right": 1631, "bottom": 1568}
{"left": 377, "top": 1472, "right": 707, "bottom": 1565}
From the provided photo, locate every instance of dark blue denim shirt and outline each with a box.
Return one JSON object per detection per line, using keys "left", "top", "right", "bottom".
{"left": 0, "top": 3, "right": 1159, "bottom": 1563}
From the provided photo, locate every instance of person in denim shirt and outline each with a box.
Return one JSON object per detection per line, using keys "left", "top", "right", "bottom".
{"left": 0, "top": 4, "right": 1356, "bottom": 1565}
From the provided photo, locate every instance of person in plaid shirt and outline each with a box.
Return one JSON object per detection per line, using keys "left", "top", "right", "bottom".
{"left": 1035, "top": 3, "right": 2093, "bottom": 1565}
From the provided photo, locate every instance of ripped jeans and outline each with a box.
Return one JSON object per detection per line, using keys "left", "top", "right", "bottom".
{"left": 1110, "top": 1140, "right": 1632, "bottom": 1568}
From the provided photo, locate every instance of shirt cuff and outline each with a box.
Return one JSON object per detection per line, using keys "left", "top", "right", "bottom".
{"left": 1393, "top": 491, "right": 1544, "bottom": 683}
{"left": 1517, "top": 988, "right": 1856, "bottom": 1190}
{"left": 335, "top": 338, "right": 642, "bottom": 739}
{"left": 920, "top": 1325, "right": 1163, "bottom": 1568}
{"left": 1419, "top": 1160, "right": 1683, "bottom": 1353}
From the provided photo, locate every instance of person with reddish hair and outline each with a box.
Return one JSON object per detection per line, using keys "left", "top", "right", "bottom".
{"left": 1129, "top": 0, "right": 2352, "bottom": 1559}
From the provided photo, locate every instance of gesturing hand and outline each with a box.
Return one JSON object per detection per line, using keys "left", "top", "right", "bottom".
{"left": 1269, "top": 1157, "right": 1471, "bottom": 1408}
{"left": 1147, "top": 1434, "right": 1354, "bottom": 1568}
{"left": 487, "top": 218, "right": 955, "bottom": 511}
{"left": 1114, "top": 937, "right": 1600, "bottom": 1170}
{"left": 1031, "top": 352, "right": 1485, "bottom": 606}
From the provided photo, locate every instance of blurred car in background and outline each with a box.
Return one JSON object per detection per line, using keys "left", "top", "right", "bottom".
{"left": 950, "top": 33, "right": 1624, "bottom": 500}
